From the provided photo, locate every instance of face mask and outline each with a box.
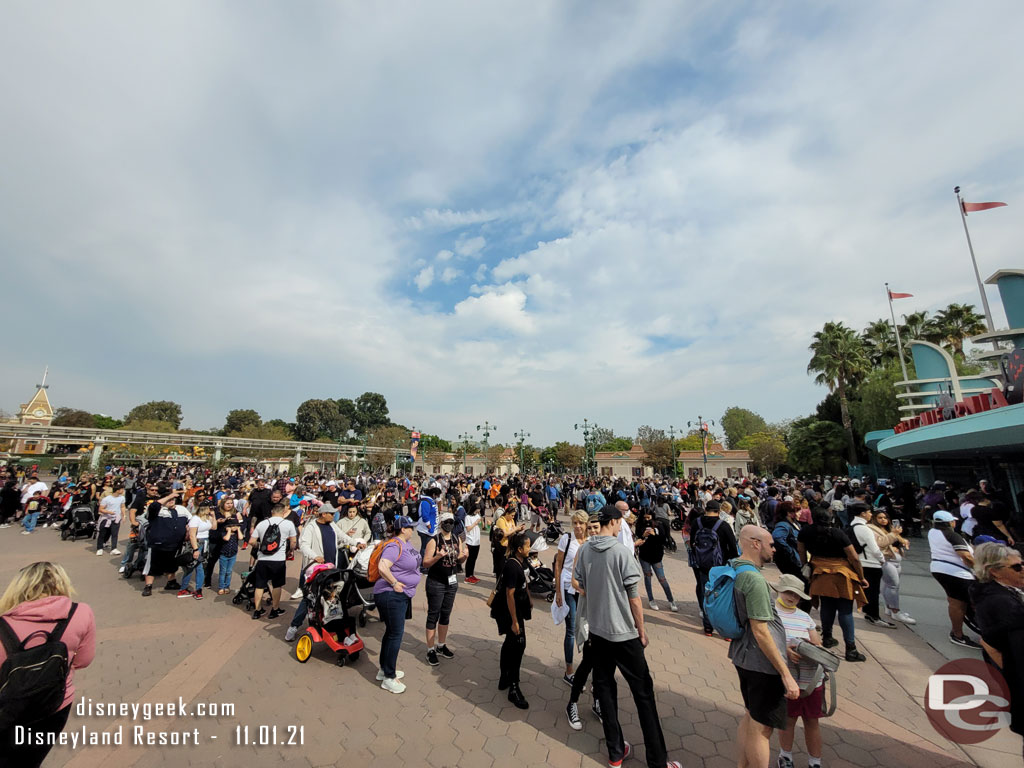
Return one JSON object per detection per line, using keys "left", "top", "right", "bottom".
{"left": 440, "top": 521, "right": 454, "bottom": 533}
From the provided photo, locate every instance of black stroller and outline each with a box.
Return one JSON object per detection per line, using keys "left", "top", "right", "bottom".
{"left": 232, "top": 570, "right": 262, "bottom": 611}
{"left": 525, "top": 532, "right": 556, "bottom": 602}
{"left": 292, "top": 564, "right": 365, "bottom": 666}
{"left": 60, "top": 505, "right": 96, "bottom": 541}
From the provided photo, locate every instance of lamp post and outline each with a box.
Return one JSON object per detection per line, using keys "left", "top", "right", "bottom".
{"left": 666, "top": 425, "right": 678, "bottom": 478}
{"left": 687, "top": 417, "right": 715, "bottom": 480}
{"left": 513, "top": 429, "right": 530, "bottom": 475}
{"left": 458, "top": 432, "right": 473, "bottom": 474}
{"left": 574, "top": 419, "right": 597, "bottom": 476}
{"left": 476, "top": 421, "right": 497, "bottom": 474}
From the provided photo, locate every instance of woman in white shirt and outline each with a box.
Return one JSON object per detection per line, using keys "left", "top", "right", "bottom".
{"left": 180, "top": 506, "right": 216, "bottom": 600}
{"left": 463, "top": 503, "right": 482, "bottom": 583}
{"left": 96, "top": 484, "right": 126, "bottom": 557}
{"left": 553, "top": 511, "right": 590, "bottom": 684}
{"left": 928, "top": 510, "right": 981, "bottom": 649}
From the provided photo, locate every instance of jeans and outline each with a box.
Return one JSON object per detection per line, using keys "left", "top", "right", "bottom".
{"left": 218, "top": 554, "right": 237, "bottom": 591}
{"left": 863, "top": 566, "right": 883, "bottom": 620}
{"left": 590, "top": 634, "right": 668, "bottom": 768}
{"left": 23, "top": 512, "right": 39, "bottom": 532}
{"left": 640, "top": 559, "right": 674, "bottom": 602}
{"left": 96, "top": 521, "right": 120, "bottom": 550}
{"left": 180, "top": 540, "right": 208, "bottom": 592}
{"left": 693, "top": 568, "right": 712, "bottom": 633}
{"left": 375, "top": 590, "right": 409, "bottom": 679}
{"left": 819, "top": 596, "right": 855, "bottom": 645}
{"left": 465, "top": 544, "right": 480, "bottom": 578}
{"left": 881, "top": 559, "right": 902, "bottom": 612}
{"left": 500, "top": 625, "right": 527, "bottom": 685}
{"left": 563, "top": 591, "right": 578, "bottom": 665}
{"left": 569, "top": 639, "right": 594, "bottom": 703}
{"left": 290, "top": 597, "right": 309, "bottom": 629}
{"left": 418, "top": 532, "right": 432, "bottom": 559}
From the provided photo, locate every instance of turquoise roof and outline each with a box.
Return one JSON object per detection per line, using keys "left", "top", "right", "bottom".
{"left": 875, "top": 402, "right": 1024, "bottom": 460}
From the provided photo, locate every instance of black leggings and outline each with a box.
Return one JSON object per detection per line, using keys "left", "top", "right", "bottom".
{"left": 500, "top": 625, "right": 527, "bottom": 684}
{"left": 466, "top": 545, "right": 480, "bottom": 578}
{"left": 569, "top": 639, "right": 594, "bottom": 703}
{"left": 492, "top": 547, "right": 505, "bottom": 577}
{"left": 1, "top": 705, "right": 71, "bottom": 768}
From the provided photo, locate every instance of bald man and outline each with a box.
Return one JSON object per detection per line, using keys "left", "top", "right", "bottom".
{"left": 730, "top": 525, "right": 800, "bottom": 768}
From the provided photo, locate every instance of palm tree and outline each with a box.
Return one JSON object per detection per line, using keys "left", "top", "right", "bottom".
{"left": 933, "top": 303, "right": 987, "bottom": 357}
{"left": 807, "top": 321, "right": 870, "bottom": 464}
{"left": 899, "top": 311, "right": 942, "bottom": 344}
{"left": 862, "top": 319, "right": 899, "bottom": 368}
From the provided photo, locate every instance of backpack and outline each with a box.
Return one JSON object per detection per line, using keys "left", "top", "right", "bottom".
{"left": 370, "top": 511, "right": 386, "bottom": 541}
{"left": 703, "top": 562, "right": 759, "bottom": 639}
{"left": 0, "top": 604, "right": 78, "bottom": 730}
{"left": 585, "top": 494, "right": 603, "bottom": 514}
{"left": 146, "top": 508, "right": 189, "bottom": 550}
{"left": 689, "top": 519, "right": 725, "bottom": 570}
{"left": 844, "top": 523, "right": 866, "bottom": 555}
{"left": 489, "top": 521, "right": 505, "bottom": 548}
{"left": 367, "top": 537, "right": 402, "bottom": 583}
{"left": 259, "top": 519, "right": 282, "bottom": 556}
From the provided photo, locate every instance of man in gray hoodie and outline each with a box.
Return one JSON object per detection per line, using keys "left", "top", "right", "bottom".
{"left": 574, "top": 505, "right": 679, "bottom": 768}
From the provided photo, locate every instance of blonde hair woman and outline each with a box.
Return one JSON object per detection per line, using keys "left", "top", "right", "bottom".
{"left": 179, "top": 503, "right": 217, "bottom": 600}
{"left": 553, "top": 511, "right": 590, "bottom": 682}
{"left": 0, "top": 562, "right": 96, "bottom": 767}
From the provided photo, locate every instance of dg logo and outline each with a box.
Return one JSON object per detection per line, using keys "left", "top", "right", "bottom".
{"left": 925, "top": 658, "right": 1011, "bottom": 744}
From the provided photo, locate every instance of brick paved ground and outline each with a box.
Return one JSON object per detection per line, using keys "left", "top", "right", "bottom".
{"left": 1, "top": 520, "right": 1016, "bottom": 768}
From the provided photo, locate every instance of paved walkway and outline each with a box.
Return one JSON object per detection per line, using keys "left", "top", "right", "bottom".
{"left": 1, "top": 520, "right": 1017, "bottom": 768}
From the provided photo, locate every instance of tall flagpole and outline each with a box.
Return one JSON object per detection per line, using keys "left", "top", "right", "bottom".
{"left": 885, "top": 283, "right": 910, "bottom": 385}
{"left": 954, "top": 187, "right": 998, "bottom": 350}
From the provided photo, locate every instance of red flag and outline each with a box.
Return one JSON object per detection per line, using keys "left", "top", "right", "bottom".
{"left": 888, "top": 290, "right": 913, "bottom": 300}
{"left": 962, "top": 201, "right": 1007, "bottom": 213}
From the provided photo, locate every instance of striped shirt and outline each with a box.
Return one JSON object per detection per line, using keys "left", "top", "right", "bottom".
{"left": 778, "top": 606, "right": 823, "bottom": 688}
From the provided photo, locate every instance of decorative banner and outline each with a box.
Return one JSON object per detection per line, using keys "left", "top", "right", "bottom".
{"left": 888, "top": 290, "right": 913, "bottom": 299}
{"left": 410, "top": 431, "right": 420, "bottom": 461}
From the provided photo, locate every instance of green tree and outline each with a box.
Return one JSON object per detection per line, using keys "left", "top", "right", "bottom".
{"left": 786, "top": 418, "right": 848, "bottom": 475}
{"left": 125, "top": 401, "right": 183, "bottom": 428}
{"left": 545, "top": 442, "right": 584, "bottom": 471}
{"left": 720, "top": 407, "right": 768, "bottom": 448}
{"left": 263, "top": 419, "right": 296, "bottom": 437}
{"left": 933, "top": 303, "right": 987, "bottom": 357}
{"left": 334, "top": 398, "right": 357, "bottom": 427}
{"left": 899, "top": 311, "right": 942, "bottom": 345}
{"left": 92, "top": 414, "right": 123, "bottom": 430}
{"left": 224, "top": 409, "right": 261, "bottom": 435}
{"left": 51, "top": 408, "right": 95, "bottom": 427}
{"left": 420, "top": 434, "right": 453, "bottom": 452}
{"left": 294, "top": 399, "right": 349, "bottom": 442}
{"left": 354, "top": 392, "right": 390, "bottom": 434}
{"left": 640, "top": 437, "right": 675, "bottom": 474}
{"left": 850, "top": 363, "right": 904, "bottom": 435}
{"left": 635, "top": 425, "right": 666, "bottom": 449}
{"left": 121, "top": 419, "right": 177, "bottom": 433}
{"left": 227, "top": 423, "right": 293, "bottom": 441}
{"left": 807, "top": 321, "right": 870, "bottom": 463}
{"left": 737, "top": 431, "right": 788, "bottom": 476}
{"left": 596, "top": 436, "right": 633, "bottom": 452}
{"left": 862, "top": 319, "right": 900, "bottom": 368}
{"left": 589, "top": 426, "right": 616, "bottom": 447}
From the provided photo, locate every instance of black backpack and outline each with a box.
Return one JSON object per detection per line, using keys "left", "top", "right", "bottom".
{"left": 689, "top": 519, "right": 725, "bottom": 570}
{"left": 259, "top": 520, "right": 282, "bottom": 557}
{"left": 0, "top": 604, "right": 78, "bottom": 730}
{"left": 146, "top": 508, "right": 189, "bottom": 551}
{"left": 844, "top": 523, "right": 866, "bottom": 555}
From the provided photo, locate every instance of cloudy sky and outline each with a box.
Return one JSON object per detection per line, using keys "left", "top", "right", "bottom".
{"left": 2, "top": 1, "right": 1021, "bottom": 445}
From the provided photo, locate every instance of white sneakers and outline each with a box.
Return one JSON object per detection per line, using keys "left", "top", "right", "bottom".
{"left": 111, "top": 549, "right": 121, "bottom": 556}
{"left": 96, "top": 550, "right": 104, "bottom": 556}
{"left": 291, "top": 588, "right": 304, "bottom": 600}
{"left": 284, "top": 627, "right": 298, "bottom": 642}
{"left": 649, "top": 600, "right": 660, "bottom": 611}
{"left": 380, "top": 676, "right": 406, "bottom": 693}
{"left": 668, "top": 602, "right": 679, "bottom": 612}
{"left": 21, "top": 530, "right": 31, "bottom": 535}
{"left": 886, "top": 607, "right": 917, "bottom": 624}
{"left": 118, "top": 566, "right": 125, "bottom": 574}
{"left": 376, "top": 669, "right": 405, "bottom": 681}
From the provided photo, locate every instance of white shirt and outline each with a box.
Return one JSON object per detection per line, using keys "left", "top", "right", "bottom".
{"left": 557, "top": 533, "right": 583, "bottom": 594}
{"left": 252, "top": 517, "right": 297, "bottom": 563}
{"left": 959, "top": 502, "right": 977, "bottom": 537}
{"left": 464, "top": 513, "right": 481, "bottom": 547}
{"left": 617, "top": 521, "right": 635, "bottom": 551}
{"left": 20, "top": 481, "right": 48, "bottom": 505}
{"left": 928, "top": 528, "right": 975, "bottom": 580}
{"left": 188, "top": 516, "right": 213, "bottom": 541}
{"left": 99, "top": 494, "right": 126, "bottom": 524}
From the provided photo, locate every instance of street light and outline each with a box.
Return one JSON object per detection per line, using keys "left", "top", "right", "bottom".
{"left": 687, "top": 416, "right": 715, "bottom": 480}
{"left": 458, "top": 432, "right": 473, "bottom": 474}
{"left": 574, "top": 419, "right": 598, "bottom": 476}
{"left": 513, "top": 429, "right": 530, "bottom": 475}
{"left": 476, "top": 422, "right": 497, "bottom": 474}
{"left": 666, "top": 425, "right": 678, "bottom": 478}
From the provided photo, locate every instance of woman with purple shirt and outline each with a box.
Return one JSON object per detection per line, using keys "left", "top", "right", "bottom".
{"left": 374, "top": 515, "right": 422, "bottom": 694}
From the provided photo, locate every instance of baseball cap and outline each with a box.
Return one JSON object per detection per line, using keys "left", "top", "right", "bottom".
{"left": 933, "top": 510, "right": 956, "bottom": 523}
{"left": 705, "top": 500, "right": 721, "bottom": 512}
{"left": 597, "top": 504, "right": 622, "bottom": 523}
{"left": 394, "top": 515, "right": 416, "bottom": 529}
{"left": 326, "top": 480, "right": 337, "bottom": 487}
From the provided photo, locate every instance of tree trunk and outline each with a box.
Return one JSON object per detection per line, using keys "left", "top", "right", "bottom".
{"left": 837, "top": 379, "right": 857, "bottom": 464}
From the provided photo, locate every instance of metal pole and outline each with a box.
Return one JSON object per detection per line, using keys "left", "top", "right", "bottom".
{"left": 885, "top": 283, "right": 911, "bottom": 385}
{"left": 955, "top": 187, "right": 998, "bottom": 351}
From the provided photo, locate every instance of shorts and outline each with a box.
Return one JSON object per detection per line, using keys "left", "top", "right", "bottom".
{"left": 932, "top": 572, "right": 972, "bottom": 603}
{"left": 735, "top": 666, "right": 787, "bottom": 729}
{"left": 251, "top": 560, "right": 287, "bottom": 589}
{"left": 786, "top": 684, "right": 824, "bottom": 720}
{"left": 144, "top": 548, "right": 178, "bottom": 577}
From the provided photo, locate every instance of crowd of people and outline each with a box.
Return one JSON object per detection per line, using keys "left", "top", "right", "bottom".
{"left": 1, "top": 461, "right": 1022, "bottom": 767}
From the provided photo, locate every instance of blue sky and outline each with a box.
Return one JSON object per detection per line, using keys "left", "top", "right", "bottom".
{"left": 1, "top": 1, "right": 1022, "bottom": 445}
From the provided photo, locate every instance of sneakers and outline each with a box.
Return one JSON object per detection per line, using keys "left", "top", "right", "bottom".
{"left": 268, "top": 608, "right": 286, "bottom": 619}
{"left": 821, "top": 635, "right": 839, "bottom": 649}
{"left": 436, "top": 644, "right": 455, "bottom": 659}
{"left": 21, "top": 530, "right": 31, "bottom": 535}
{"left": 193, "top": 591, "right": 204, "bottom": 600}
{"left": 950, "top": 632, "right": 982, "bottom": 649}
{"left": 563, "top": 673, "right": 575, "bottom": 687}
{"left": 96, "top": 550, "right": 104, "bottom": 556}
{"left": 609, "top": 741, "right": 631, "bottom": 767}
{"left": 110, "top": 549, "right": 121, "bottom": 555}
{"left": 376, "top": 669, "right": 405, "bottom": 681}
{"left": 777, "top": 755, "right": 795, "bottom": 768}
{"left": 649, "top": 600, "right": 660, "bottom": 611}
{"left": 888, "top": 609, "right": 917, "bottom": 625}
{"left": 381, "top": 677, "right": 407, "bottom": 694}
{"left": 864, "top": 615, "right": 897, "bottom": 628}
{"left": 426, "top": 649, "right": 440, "bottom": 666}
{"left": 845, "top": 646, "right": 867, "bottom": 662}
{"left": 241, "top": 542, "right": 248, "bottom": 550}
{"left": 252, "top": 609, "right": 266, "bottom": 620}
{"left": 668, "top": 602, "right": 678, "bottom": 612}
{"left": 592, "top": 699, "right": 603, "bottom": 722}
{"left": 465, "top": 576, "right": 480, "bottom": 584}
{"left": 177, "top": 589, "right": 192, "bottom": 599}
{"left": 284, "top": 626, "right": 298, "bottom": 642}
{"left": 142, "top": 585, "right": 152, "bottom": 597}
{"left": 165, "top": 580, "right": 181, "bottom": 591}
{"left": 118, "top": 566, "right": 125, "bottom": 574}
{"left": 566, "top": 702, "right": 582, "bottom": 730}
{"left": 290, "top": 588, "right": 303, "bottom": 600}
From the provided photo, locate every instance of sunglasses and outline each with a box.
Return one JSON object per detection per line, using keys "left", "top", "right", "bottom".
{"left": 1002, "top": 562, "right": 1024, "bottom": 572}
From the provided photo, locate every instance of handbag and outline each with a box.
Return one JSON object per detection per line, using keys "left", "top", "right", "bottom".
{"left": 796, "top": 641, "right": 841, "bottom": 717}
{"left": 486, "top": 572, "right": 504, "bottom": 608}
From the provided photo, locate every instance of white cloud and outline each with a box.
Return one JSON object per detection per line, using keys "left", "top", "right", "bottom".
{"left": 474, "top": 264, "right": 489, "bottom": 282}
{"left": 414, "top": 265, "right": 435, "bottom": 291}
{"left": 440, "top": 266, "right": 459, "bottom": 283}
{"left": 436, "top": 249, "right": 454, "bottom": 262}
{"left": 455, "top": 234, "right": 486, "bottom": 258}
{"left": 452, "top": 284, "right": 535, "bottom": 334}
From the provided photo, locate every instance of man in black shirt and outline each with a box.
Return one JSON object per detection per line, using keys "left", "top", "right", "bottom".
{"left": 246, "top": 479, "right": 274, "bottom": 542}
{"left": 120, "top": 481, "right": 158, "bottom": 574}
{"left": 688, "top": 500, "right": 738, "bottom": 635}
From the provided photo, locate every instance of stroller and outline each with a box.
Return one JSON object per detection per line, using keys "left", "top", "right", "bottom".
{"left": 231, "top": 570, "right": 265, "bottom": 612}
{"left": 292, "top": 561, "right": 365, "bottom": 667}
{"left": 542, "top": 517, "right": 565, "bottom": 546}
{"left": 524, "top": 532, "right": 556, "bottom": 602}
{"left": 60, "top": 505, "right": 97, "bottom": 542}
{"left": 122, "top": 520, "right": 150, "bottom": 579}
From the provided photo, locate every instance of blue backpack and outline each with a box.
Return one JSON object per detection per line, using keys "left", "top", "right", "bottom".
{"left": 585, "top": 494, "right": 603, "bottom": 514}
{"left": 703, "top": 562, "right": 759, "bottom": 639}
